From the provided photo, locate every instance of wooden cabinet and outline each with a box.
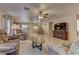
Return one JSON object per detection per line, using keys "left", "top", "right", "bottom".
{"left": 53, "top": 22, "right": 68, "bottom": 40}
{"left": 53, "top": 31, "right": 68, "bottom": 40}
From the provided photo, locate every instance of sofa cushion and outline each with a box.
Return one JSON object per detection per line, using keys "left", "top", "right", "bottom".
{"left": 0, "top": 35, "right": 8, "bottom": 42}
{"left": 47, "top": 44, "right": 66, "bottom": 55}
{"left": 68, "top": 40, "right": 79, "bottom": 55}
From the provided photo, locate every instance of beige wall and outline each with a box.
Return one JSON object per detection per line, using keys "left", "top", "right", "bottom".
{"left": 42, "top": 15, "right": 77, "bottom": 46}
{"left": 52, "top": 15, "right": 77, "bottom": 46}
{"left": 0, "top": 10, "right": 6, "bottom": 29}
{"left": 0, "top": 15, "right": 3, "bottom": 28}
{"left": 53, "top": 15, "right": 77, "bottom": 42}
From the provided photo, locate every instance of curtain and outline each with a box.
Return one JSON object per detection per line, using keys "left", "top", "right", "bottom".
{"left": 2, "top": 15, "right": 13, "bottom": 35}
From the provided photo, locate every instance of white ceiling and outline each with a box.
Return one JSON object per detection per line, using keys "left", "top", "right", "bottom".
{"left": 0, "top": 3, "right": 79, "bottom": 22}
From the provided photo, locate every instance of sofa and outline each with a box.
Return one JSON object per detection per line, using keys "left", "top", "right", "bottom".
{"left": 47, "top": 40, "right": 72, "bottom": 55}
{"left": 0, "top": 29, "right": 20, "bottom": 55}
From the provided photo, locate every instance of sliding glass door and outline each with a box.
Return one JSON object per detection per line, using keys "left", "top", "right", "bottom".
{"left": 2, "top": 15, "right": 13, "bottom": 35}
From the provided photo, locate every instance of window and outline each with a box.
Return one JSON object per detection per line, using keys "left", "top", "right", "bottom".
{"left": 22, "top": 25, "right": 28, "bottom": 28}
{"left": 34, "top": 26, "right": 38, "bottom": 29}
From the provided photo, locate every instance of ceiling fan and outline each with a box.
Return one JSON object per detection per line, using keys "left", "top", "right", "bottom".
{"left": 24, "top": 6, "right": 49, "bottom": 18}
{"left": 24, "top": 7, "right": 49, "bottom": 24}
{"left": 38, "top": 10, "right": 48, "bottom": 19}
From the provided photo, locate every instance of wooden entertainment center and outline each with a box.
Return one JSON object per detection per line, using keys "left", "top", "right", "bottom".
{"left": 53, "top": 22, "right": 68, "bottom": 40}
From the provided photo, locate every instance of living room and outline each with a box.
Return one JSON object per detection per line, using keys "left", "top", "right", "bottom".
{"left": 0, "top": 3, "right": 78, "bottom": 55}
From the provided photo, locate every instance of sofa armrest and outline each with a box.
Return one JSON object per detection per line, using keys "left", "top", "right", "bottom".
{"left": 7, "top": 39, "right": 20, "bottom": 54}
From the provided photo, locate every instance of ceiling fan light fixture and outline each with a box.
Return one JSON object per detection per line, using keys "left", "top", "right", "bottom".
{"left": 39, "top": 16, "right": 43, "bottom": 19}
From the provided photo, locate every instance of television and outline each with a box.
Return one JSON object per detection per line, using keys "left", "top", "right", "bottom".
{"left": 54, "top": 22, "right": 67, "bottom": 31}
